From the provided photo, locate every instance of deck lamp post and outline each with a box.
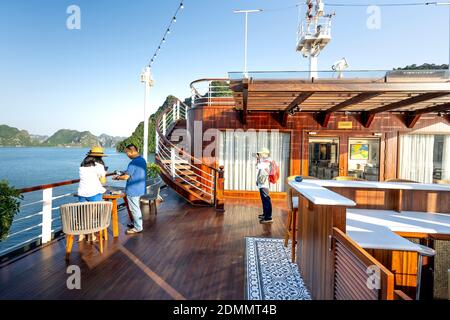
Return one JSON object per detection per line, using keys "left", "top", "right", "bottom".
{"left": 141, "top": 66, "right": 154, "bottom": 163}
{"left": 234, "top": 9, "right": 263, "bottom": 78}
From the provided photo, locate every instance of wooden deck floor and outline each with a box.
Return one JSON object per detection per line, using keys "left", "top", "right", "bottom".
{"left": 0, "top": 188, "right": 288, "bottom": 300}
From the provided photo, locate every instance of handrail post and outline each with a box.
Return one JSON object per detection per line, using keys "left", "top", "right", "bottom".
{"left": 173, "top": 103, "right": 177, "bottom": 121}
{"left": 162, "top": 113, "right": 167, "bottom": 135}
{"left": 176, "top": 100, "right": 180, "bottom": 120}
{"left": 42, "top": 188, "right": 53, "bottom": 244}
{"left": 155, "top": 131, "right": 159, "bottom": 154}
{"left": 171, "top": 148, "right": 176, "bottom": 179}
{"left": 215, "top": 166, "right": 225, "bottom": 212}
{"left": 208, "top": 81, "right": 211, "bottom": 106}
{"left": 191, "top": 88, "right": 196, "bottom": 110}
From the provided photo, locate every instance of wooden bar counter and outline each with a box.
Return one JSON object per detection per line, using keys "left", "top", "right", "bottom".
{"left": 288, "top": 181, "right": 356, "bottom": 300}
{"left": 288, "top": 179, "right": 450, "bottom": 300}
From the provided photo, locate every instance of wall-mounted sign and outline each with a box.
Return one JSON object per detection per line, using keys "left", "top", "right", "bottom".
{"left": 338, "top": 121, "right": 353, "bottom": 129}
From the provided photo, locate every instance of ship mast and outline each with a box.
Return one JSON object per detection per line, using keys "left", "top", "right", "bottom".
{"left": 297, "top": 0, "right": 334, "bottom": 79}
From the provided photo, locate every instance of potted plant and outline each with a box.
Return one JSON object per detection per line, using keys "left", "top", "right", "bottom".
{"left": 146, "top": 163, "right": 162, "bottom": 195}
{"left": 0, "top": 180, "right": 23, "bottom": 241}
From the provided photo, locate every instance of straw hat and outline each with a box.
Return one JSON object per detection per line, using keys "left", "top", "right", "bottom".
{"left": 257, "top": 147, "right": 270, "bottom": 156}
{"left": 87, "top": 146, "right": 107, "bottom": 157}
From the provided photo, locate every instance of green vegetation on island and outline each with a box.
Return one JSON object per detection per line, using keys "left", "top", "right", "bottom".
{"left": 116, "top": 95, "right": 191, "bottom": 153}
{"left": 0, "top": 125, "right": 125, "bottom": 148}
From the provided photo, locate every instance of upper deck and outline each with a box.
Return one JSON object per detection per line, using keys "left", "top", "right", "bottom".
{"left": 0, "top": 187, "right": 288, "bottom": 299}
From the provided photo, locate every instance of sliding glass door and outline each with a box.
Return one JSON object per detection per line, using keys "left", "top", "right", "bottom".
{"left": 308, "top": 137, "right": 340, "bottom": 179}
{"left": 347, "top": 138, "right": 380, "bottom": 181}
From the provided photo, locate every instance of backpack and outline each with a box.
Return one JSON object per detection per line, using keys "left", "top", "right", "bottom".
{"left": 268, "top": 160, "right": 280, "bottom": 184}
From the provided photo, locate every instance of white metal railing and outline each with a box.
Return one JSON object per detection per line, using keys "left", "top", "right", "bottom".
{"left": 0, "top": 187, "right": 75, "bottom": 257}
{"left": 155, "top": 98, "right": 219, "bottom": 204}
{"left": 0, "top": 174, "right": 119, "bottom": 259}
{"left": 297, "top": 16, "right": 332, "bottom": 44}
{"left": 190, "top": 79, "right": 234, "bottom": 108}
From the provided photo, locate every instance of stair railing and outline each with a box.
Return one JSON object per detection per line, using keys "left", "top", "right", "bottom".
{"left": 155, "top": 97, "right": 224, "bottom": 209}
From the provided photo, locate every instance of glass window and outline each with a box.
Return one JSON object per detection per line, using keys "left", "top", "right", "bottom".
{"left": 399, "top": 134, "right": 450, "bottom": 183}
{"left": 347, "top": 138, "right": 380, "bottom": 181}
{"left": 219, "top": 130, "right": 291, "bottom": 192}
{"left": 308, "top": 137, "right": 339, "bottom": 179}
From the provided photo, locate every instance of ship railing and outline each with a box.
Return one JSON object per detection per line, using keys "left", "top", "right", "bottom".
{"left": 190, "top": 78, "right": 234, "bottom": 108}
{"left": 0, "top": 174, "right": 115, "bottom": 260}
{"left": 155, "top": 97, "right": 225, "bottom": 209}
{"left": 297, "top": 16, "right": 332, "bottom": 43}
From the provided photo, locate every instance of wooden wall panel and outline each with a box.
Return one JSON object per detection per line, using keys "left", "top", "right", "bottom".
{"left": 297, "top": 197, "right": 347, "bottom": 300}
{"left": 192, "top": 104, "right": 449, "bottom": 182}
{"left": 367, "top": 249, "right": 419, "bottom": 299}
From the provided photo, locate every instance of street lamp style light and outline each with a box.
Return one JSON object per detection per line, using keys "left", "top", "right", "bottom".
{"left": 234, "top": 9, "right": 263, "bottom": 78}
{"left": 140, "top": 66, "right": 154, "bottom": 162}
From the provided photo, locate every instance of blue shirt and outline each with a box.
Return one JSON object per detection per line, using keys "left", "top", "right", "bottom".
{"left": 125, "top": 156, "right": 147, "bottom": 196}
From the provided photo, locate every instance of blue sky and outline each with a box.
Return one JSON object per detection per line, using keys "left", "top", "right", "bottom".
{"left": 0, "top": 0, "right": 449, "bottom": 137}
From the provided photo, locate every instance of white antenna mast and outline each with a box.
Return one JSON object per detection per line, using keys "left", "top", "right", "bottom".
{"left": 296, "top": 0, "right": 334, "bottom": 79}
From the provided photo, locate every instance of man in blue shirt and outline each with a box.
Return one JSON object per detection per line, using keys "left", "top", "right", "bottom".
{"left": 113, "top": 144, "right": 147, "bottom": 234}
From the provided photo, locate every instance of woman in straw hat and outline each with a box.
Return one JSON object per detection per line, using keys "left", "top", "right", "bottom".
{"left": 77, "top": 146, "right": 108, "bottom": 241}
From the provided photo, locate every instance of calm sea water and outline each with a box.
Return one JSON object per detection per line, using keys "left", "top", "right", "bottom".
{"left": 0, "top": 147, "right": 155, "bottom": 256}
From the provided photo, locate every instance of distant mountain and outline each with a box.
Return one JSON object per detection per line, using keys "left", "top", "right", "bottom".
{"left": 0, "top": 125, "right": 35, "bottom": 146}
{"left": 30, "top": 134, "right": 49, "bottom": 144}
{"left": 44, "top": 129, "right": 100, "bottom": 147}
{"left": 98, "top": 134, "right": 126, "bottom": 148}
{"left": 0, "top": 125, "right": 124, "bottom": 148}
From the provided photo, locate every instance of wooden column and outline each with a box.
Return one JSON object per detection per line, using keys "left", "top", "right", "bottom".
{"left": 215, "top": 166, "right": 225, "bottom": 212}
{"left": 297, "top": 197, "right": 348, "bottom": 300}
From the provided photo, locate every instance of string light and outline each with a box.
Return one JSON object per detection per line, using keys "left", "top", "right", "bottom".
{"left": 148, "top": 1, "right": 185, "bottom": 67}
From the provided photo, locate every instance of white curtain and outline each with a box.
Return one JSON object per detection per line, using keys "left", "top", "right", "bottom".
{"left": 442, "top": 135, "right": 450, "bottom": 180}
{"left": 219, "top": 130, "right": 290, "bottom": 192}
{"left": 399, "top": 134, "right": 435, "bottom": 183}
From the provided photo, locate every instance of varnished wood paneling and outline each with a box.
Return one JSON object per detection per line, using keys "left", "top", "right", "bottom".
{"left": 297, "top": 197, "right": 347, "bottom": 300}
{"left": 367, "top": 249, "right": 419, "bottom": 299}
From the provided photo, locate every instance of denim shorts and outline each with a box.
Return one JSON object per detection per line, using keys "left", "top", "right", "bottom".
{"left": 78, "top": 193, "right": 103, "bottom": 202}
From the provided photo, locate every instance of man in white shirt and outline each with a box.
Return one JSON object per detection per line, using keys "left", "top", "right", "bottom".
{"left": 256, "top": 147, "right": 273, "bottom": 224}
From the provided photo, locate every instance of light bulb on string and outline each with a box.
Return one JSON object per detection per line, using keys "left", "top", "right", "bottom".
{"left": 173, "top": 16, "right": 177, "bottom": 22}
{"left": 180, "top": 3, "right": 184, "bottom": 9}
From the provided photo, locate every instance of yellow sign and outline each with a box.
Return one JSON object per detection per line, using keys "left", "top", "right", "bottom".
{"left": 338, "top": 121, "right": 353, "bottom": 129}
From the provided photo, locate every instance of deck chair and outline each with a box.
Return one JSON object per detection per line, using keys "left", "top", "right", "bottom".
{"left": 284, "top": 175, "right": 318, "bottom": 262}
{"left": 141, "top": 180, "right": 161, "bottom": 215}
{"left": 60, "top": 202, "right": 112, "bottom": 260}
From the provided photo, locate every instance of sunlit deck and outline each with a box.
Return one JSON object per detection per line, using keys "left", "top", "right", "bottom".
{"left": 0, "top": 188, "right": 287, "bottom": 300}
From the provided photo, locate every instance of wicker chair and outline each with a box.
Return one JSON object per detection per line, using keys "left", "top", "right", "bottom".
{"left": 60, "top": 202, "right": 112, "bottom": 260}
{"left": 334, "top": 176, "right": 367, "bottom": 181}
{"left": 284, "top": 175, "right": 317, "bottom": 262}
{"left": 385, "top": 178, "right": 419, "bottom": 183}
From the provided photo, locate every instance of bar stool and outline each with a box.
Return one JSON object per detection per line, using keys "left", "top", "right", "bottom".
{"left": 284, "top": 175, "right": 318, "bottom": 263}
{"left": 416, "top": 244, "right": 436, "bottom": 300}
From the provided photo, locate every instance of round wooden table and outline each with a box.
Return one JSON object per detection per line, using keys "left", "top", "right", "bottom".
{"left": 103, "top": 193, "right": 126, "bottom": 238}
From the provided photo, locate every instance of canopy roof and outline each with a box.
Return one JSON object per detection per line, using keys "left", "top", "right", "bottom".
{"left": 229, "top": 70, "right": 450, "bottom": 127}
